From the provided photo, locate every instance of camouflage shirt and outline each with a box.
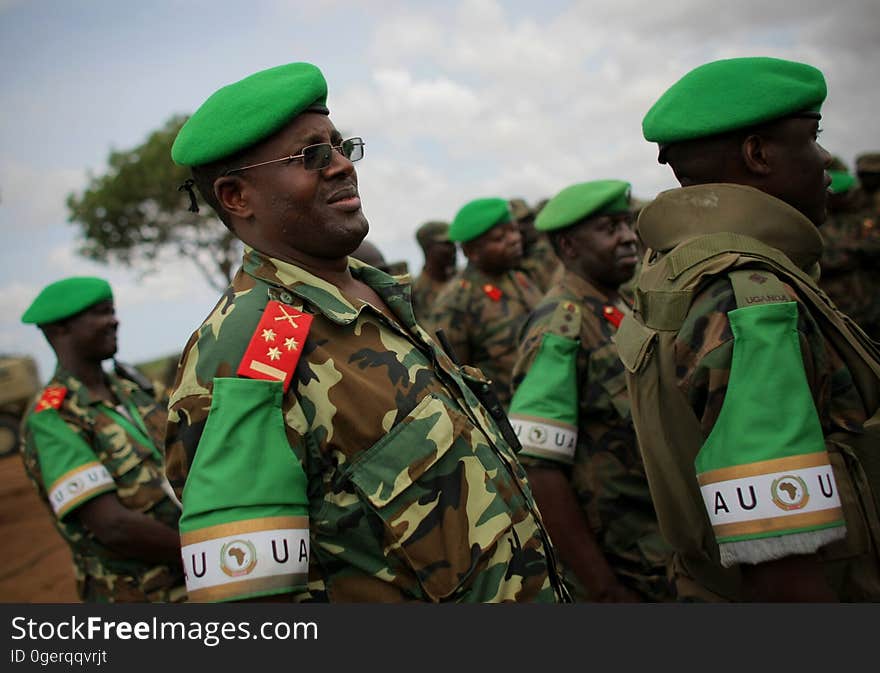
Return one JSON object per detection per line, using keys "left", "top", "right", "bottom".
{"left": 410, "top": 270, "right": 451, "bottom": 326}
{"left": 425, "top": 264, "right": 543, "bottom": 408}
{"left": 511, "top": 270, "right": 672, "bottom": 601}
{"left": 20, "top": 368, "right": 185, "bottom": 603}
{"left": 165, "top": 248, "right": 565, "bottom": 603}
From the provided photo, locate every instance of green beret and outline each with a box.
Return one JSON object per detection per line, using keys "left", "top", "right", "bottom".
{"left": 415, "top": 220, "right": 450, "bottom": 249}
{"left": 21, "top": 277, "right": 113, "bottom": 325}
{"left": 535, "top": 180, "right": 631, "bottom": 232}
{"left": 643, "top": 57, "right": 826, "bottom": 146}
{"left": 856, "top": 152, "right": 880, "bottom": 174}
{"left": 828, "top": 170, "right": 855, "bottom": 194}
{"left": 172, "top": 62, "right": 329, "bottom": 167}
{"left": 449, "top": 198, "right": 512, "bottom": 243}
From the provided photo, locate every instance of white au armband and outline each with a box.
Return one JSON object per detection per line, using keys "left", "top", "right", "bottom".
{"left": 48, "top": 462, "right": 115, "bottom": 518}
{"left": 511, "top": 415, "right": 577, "bottom": 463}
{"left": 181, "top": 516, "right": 310, "bottom": 602}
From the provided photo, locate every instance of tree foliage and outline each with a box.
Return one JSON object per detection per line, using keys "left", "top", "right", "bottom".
{"left": 66, "top": 115, "right": 240, "bottom": 291}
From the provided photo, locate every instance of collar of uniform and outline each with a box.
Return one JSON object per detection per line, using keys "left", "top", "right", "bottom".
{"left": 559, "top": 269, "right": 610, "bottom": 305}
{"left": 242, "top": 247, "right": 416, "bottom": 327}
{"left": 51, "top": 367, "right": 130, "bottom": 410}
{"left": 638, "top": 183, "right": 824, "bottom": 272}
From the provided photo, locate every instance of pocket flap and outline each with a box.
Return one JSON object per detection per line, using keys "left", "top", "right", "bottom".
{"left": 613, "top": 316, "right": 657, "bottom": 373}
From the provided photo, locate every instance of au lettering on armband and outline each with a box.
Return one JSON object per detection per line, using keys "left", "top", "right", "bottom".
{"left": 698, "top": 451, "right": 845, "bottom": 543}
{"left": 510, "top": 415, "right": 577, "bottom": 463}
{"left": 48, "top": 462, "right": 115, "bottom": 518}
{"left": 181, "top": 516, "right": 310, "bottom": 602}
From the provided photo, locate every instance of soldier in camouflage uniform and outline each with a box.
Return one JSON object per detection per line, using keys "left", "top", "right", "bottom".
{"left": 619, "top": 57, "right": 880, "bottom": 601}
{"left": 411, "top": 220, "right": 456, "bottom": 325}
{"left": 427, "top": 198, "right": 543, "bottom": 408}
{"left": 167, "top": 62, "right": 566, "bottom": 603}
{"left": 819, "top": 155, "right": 880, "bottom": 339}
{"left": 510, "top": 197, "right": 561, "bottom": 293}
{"left": 509, "top": 180, "right": 673, "bottom": 602}
{"left": 20, "top": 277, "right": 185, "bottom": 603}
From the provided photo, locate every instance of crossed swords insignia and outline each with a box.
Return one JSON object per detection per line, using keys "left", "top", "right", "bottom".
{"left": 274, "top": 305, "right": 301, "bottom": 328}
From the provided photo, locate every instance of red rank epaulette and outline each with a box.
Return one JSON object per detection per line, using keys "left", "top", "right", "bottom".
{"left": 602, "top": 305, "right": 624, "bottom": 329}
{"left": 236, "top": 301, "right": 313, "bottom": 392}
{"left": 35, "top": 385, "right": 67, "bottom": 413}
{"left": 483, "top": 284, "right": 502, "bottom": 302}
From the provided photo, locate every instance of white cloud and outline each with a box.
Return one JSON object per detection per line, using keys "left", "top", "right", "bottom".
{"left": 0, "top": 157, "right": 85, "bottom": 229}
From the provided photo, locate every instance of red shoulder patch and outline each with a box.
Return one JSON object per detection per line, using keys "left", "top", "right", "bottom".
{"left": 602, "top": 305, "right": 624, "bottom": 329}
{"left": 236, "top": 300, "right": 313, "bottom": 392}
{"left": 35, "top": 385, "right": 67, "bottom": 413}
{"left": 483, "top": 284, "right": 503, "bottom": 302}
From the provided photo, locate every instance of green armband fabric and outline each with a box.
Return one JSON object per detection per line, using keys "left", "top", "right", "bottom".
{"left": 28, "top": 409, "right": 115, "bottom": 520}
{"left": 179, "top": 377, "right": 310, "bottom": 602}
{"left": 695, "top": 301, "right": 845, "bottom": 567}
{"left": 509, "top": 333, "right": 579, "bottom": 464}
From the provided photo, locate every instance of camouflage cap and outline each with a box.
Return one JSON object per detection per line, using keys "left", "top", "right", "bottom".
{"left": 22, "top": 277, "right": 113, "bottom": 325}
{"left": 449, "top": 198, "right": 512, "bottom": 243}
{"left": 535, "top": 180, "right": 631, "bottom": 232}
{"left": 856, "top": 152, "right": 880, "bottom": 174}
{"left": 171, "top": 62, "right": 329, "bottom": 167}
{"left": 415, "top": 221, "right": 450, "bottom": 250}
{"left": 643, "top": 57, "right": 826, "bottom": 147}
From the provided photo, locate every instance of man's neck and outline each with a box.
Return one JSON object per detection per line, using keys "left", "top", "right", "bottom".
{"left": 57, "top": 356, "right": 114, "bottom": 401}
{"left": 423, "top": 260, "right": 451, "bottom": 282}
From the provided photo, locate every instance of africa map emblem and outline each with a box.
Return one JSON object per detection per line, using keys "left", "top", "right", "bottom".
{"left": 771, "top": 475, "right": 810, "bottom": 511}
{"left": 220, "top": 539, "right": 258, "bottom": 577}
{"left": 528, "top": 425, "right": 548, "bottom": 445}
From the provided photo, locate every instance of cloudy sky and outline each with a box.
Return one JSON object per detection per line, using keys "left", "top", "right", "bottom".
{"left": 1, "top": 0, "right": 878, "bottom": 381}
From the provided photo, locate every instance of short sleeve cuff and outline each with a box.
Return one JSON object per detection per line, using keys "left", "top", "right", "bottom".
{"left": 48, "top": 462, "right": 116, "bottom": 519}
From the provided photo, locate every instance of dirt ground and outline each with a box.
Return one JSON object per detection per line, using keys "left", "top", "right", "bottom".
{"left": 0, "top": 453, "right": 79, "bottom": 603}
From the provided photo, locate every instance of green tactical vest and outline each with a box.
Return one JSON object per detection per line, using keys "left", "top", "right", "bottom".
{"left": 616, "top": 184, "right": 880, "bottom": 601}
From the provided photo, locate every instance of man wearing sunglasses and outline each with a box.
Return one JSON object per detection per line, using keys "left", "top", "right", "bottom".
{"left": 166, "top": 62, "right": 567, "bottom": 603}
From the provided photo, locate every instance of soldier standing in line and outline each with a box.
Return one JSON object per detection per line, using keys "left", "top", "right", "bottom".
{"left": 19, "top": 277, "right": 185, "bottom": 602}
{"left": 508, "top": 180, "right": 673, "bottom": 602}
{"left": 411, "top": 220, "right": 456, "bottom": 325}
{"left": 618, "top": 56, "right": 880, "bottom": 601}
{"left": 427, "top": 197, "right": 543, "bottom": 408}
{"left": 166, "top": 62, "right": 567, "bottom": 603}
{"left": 818, "top": 156, "right": 869, "bottom": 331}
{"left": 510, "top": 197, "right": 561, "bottom": 293}
{"left": 847, "top": 152, "right": 880, "bottom": 338}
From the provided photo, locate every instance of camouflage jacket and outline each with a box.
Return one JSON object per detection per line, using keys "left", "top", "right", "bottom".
{"left": 410, "top": 270, "right": 451, "bottom": 326}
{"left": 425, "top": 264, "right": 543, "bottom": 408}
{"left": 518, "top": 234, "right": 562, "bottom": 294}
{"left": 20, "top": 368, "right": 185, "bottom": 603}
{"left": 511, "top": 271, "right": 672, "bottom": 601}
{"left": 820, "top": 187, "right": 880, "bottom": 339}
{"left": 623, "top": 185, "right": 880, "bottom": 602}
{"left": 165, "top": 248, "right": 565, "bottom": 603}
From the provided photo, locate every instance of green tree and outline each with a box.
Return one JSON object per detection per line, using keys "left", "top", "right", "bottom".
{"left": 67, "top": 115, "right": 240, "bottom": 291}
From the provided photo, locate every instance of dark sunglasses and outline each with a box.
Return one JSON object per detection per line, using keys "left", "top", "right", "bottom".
{"left": 224, "top": 137, "right": 365, "bottom": 175}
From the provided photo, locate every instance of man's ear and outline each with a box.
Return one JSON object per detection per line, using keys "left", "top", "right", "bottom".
{"left": 214, "top": 175, "right": 254, "bottom": 219}
{"left": 741, "top": 133, "right": 773, "bottom": 177}
{"left": 461, "top": 240, "right": 479, "bottom": 263}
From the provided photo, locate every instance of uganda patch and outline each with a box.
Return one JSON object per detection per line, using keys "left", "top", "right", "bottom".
{"left": 237, "top": 300, "right": 313, "bottom": 392}
{"left": 35, "top": 386, "right": 67, "bottom": 413}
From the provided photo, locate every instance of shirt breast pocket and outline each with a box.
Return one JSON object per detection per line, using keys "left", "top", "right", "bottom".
{"left": 341, "top": 391, "right": 517, "bottom": 601}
